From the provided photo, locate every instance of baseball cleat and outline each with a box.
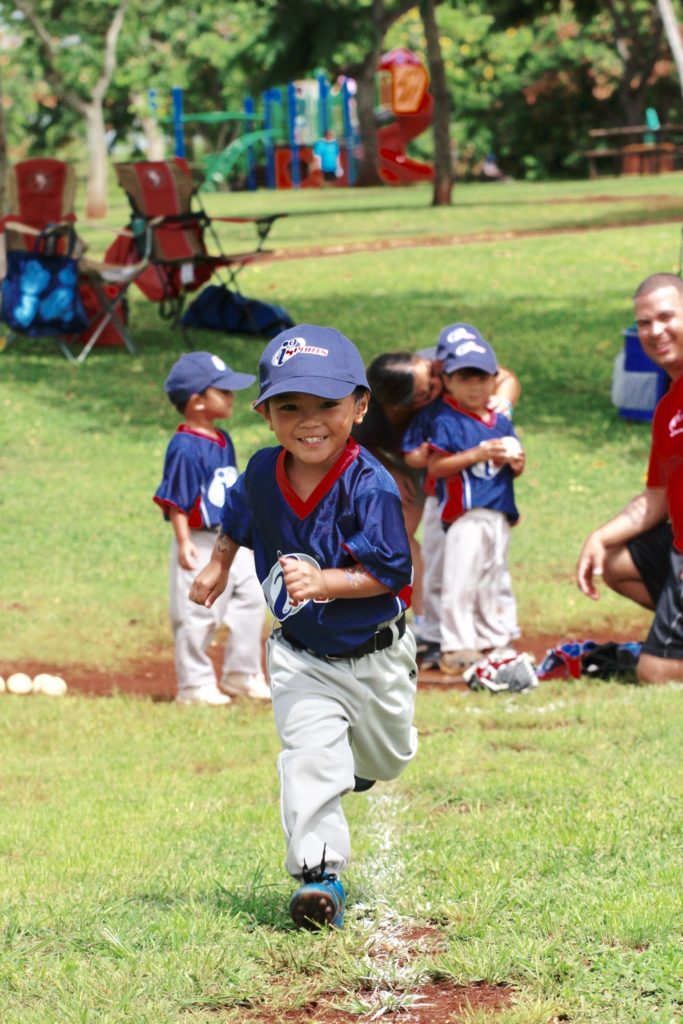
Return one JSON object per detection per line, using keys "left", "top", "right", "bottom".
{"left": 289, "top": 874, "right": 346, "bottom": 930}
{"left": 220, "top": 672, "right": 271, "bottom": 701}
{"left": 439, "top": 649, "right": 482, "bottom": 676}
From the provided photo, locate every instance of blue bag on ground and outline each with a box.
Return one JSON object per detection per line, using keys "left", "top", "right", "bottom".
{"left": 181, "top": 284, "right": 294, "bottom": 339}
{"left": 1, "top": 245, "right": 89, "bottom": 336}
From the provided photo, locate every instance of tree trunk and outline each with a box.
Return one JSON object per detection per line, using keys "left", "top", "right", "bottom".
{"left": 83, "top": 102, "right": 110, "bottom": 219}
{"left": 354, "top": 52, "right": 383, "bottom": 186}
{"left": 420, "top": 0, "right": 453, "bottom": 205}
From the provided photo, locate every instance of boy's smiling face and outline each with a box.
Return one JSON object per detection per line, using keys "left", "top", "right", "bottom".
{"left": 260, "top": 390, "right": 369, "bottom": 471}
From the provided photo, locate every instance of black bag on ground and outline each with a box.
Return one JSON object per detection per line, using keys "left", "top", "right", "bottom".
{"left": 580, "top": 642, "right": 640, "bottom": 681}
{"left": 181, "top": 284, "right": 294, "bottom": 339}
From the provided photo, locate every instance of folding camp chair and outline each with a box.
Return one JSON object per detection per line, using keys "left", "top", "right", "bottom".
{"left": 106, "top": 159, "right": 285, "bottom": 333}
{"left": 0, "top": 158, "right": 149, "bottom": 362}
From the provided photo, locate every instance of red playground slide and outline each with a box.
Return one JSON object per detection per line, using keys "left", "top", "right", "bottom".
{"left": 377, "top": 91, "right": 434, "bottom": 183}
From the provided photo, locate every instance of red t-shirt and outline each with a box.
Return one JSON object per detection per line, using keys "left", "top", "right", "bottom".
{"left": 647, "top": 374, "right": 683, "bottom": 550}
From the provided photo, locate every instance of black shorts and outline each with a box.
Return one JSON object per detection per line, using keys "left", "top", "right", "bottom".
{"left": 627, "top": 522, "right": 683, "bottom": 658}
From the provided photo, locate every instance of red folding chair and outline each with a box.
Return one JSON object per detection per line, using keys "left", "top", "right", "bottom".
{"left": 105, "top": 159, "right": 285, "bottom": 331}
{"left": 0, "top": 158, "right": 149, "bottom": 362}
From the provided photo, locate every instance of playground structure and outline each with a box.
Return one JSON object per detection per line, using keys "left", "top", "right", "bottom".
{"left": 165, "top": 49, "right": 434, "bottom": 191}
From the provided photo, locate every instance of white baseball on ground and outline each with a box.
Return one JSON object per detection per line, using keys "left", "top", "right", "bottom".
{"left": 32, "top": 673, "right": 68, "bottom": 697}
{"left": 6, "top": 672, "right": 33, "bottom": 695}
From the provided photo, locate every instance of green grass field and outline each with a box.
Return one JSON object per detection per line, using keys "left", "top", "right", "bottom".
{"left": 2, "top": 175, "right": 683, "bottom": 1022}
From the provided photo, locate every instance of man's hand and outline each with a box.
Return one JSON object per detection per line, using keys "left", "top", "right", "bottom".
{"left": 576, "top": 533, "right": 606, "bottom": 600}
{"left": 279, "top": 556, "right": 328, "bottom": 605}
{"left": 189, "top": 562, "right": 229, "bottom": 608}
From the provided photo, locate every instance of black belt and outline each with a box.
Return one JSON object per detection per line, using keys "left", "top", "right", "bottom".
{"left": 282, "top": 613, "right": 406, "bottom": 661}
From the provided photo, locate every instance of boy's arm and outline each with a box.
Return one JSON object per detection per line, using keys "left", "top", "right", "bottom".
{"left": 429, "top": 438, "right": 511, "bottom": 478}
{"left": 189, "top": 529, "right": 241, "bottom": 608}
{"left": 168, "top": 507, "right": 200, "bottom": 570}
{"left": 279, "top": 557, "right": 390, "bottom": 605}
{"left": 403, "top": 442, "right": 430, "bottom": 469}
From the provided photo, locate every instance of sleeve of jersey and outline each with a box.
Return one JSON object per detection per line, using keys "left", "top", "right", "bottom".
{"left": 154, "top": 441, "right": 201, "bottom": 514}
{"left": 342, "top": 488, "right": 412, "bottom": 594}
{"left": 219, "top": 471, "right": 252, "bottom": 548}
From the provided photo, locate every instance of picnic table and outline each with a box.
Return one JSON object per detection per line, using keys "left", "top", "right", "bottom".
{"left": 583, "top": 123, "right": 683, "bottom": 177}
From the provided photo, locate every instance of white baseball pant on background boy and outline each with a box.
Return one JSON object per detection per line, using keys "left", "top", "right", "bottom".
{"left": 267, "top": 629, "right": 418, "bottom": 879}
{"left": 170, "top": 530, "right": 265, "bottom": 698}
{"left": 440, "top": 507, "right": 512, "bottom": 653}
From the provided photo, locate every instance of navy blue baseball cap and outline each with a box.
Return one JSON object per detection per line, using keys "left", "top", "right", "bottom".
{"left": 164, "top": 351, "right": 255, "bottom": 404}
{"left": 255, "top": 324, "right": 369, "bottom": 405}
{"left": 438, "top": 323, "right": 498, "bottom": 375}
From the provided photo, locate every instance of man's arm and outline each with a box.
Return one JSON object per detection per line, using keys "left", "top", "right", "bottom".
{"left": 188, "top": 529, "right": 241, "bottom": 608}
{"left": 576, "top": 487, "right": 668, "bottom": 600}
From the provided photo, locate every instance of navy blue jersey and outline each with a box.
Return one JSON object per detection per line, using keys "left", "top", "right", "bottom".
{"left": 401, "top": 399, "right": 441, "bottom": 452}
{"left": 429, "top": 397, "right": 520, "bottom": 525}
{"left": 221, "top": 439, "right": 412, "bottom": 654}
{"left": 154, "top": 425, "right": 239, "bottom": 529}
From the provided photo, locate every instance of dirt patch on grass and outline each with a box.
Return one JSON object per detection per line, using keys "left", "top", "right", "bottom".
{"left": 0, "top": 627, "right": 644, "bottom": 701}
{"left": 231, "top": 980, "right": 513, "bottom": 1022}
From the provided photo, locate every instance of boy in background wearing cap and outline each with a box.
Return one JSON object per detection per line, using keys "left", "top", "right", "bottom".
{"left": 154, "top": 352, "right": 270, "bottom": 706}
{"left": 425, "top": 331, "right": 525, "bottom": 675}
{"left": 189, "top": 325, "right": 418, "bottom": 929}
{"left": 402, "top": 325, "right": 521, "bottom": 671}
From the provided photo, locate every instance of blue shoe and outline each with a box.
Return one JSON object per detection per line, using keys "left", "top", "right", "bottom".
{"left": 289, "top": 874, "right": 345, "bottom": 930}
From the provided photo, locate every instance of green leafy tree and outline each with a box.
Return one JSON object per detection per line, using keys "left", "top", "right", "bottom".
{"left": 9, "top": 0, "right": 129, "bottom": 217}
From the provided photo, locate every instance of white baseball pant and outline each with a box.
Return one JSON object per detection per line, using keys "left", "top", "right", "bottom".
{"left": 440, "top": 507, "right": 512, "bottom": 653}
{"left": 267, "top": 627, "right": 418, "bottom": 879}
{"left": 170, "top": 530, "right": 266, "bottom": 697}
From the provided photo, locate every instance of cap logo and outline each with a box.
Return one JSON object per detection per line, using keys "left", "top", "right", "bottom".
{"left": 271, "top": 336, "right": 329, "bottom": 367}
{"left": 446, "top": 327, "right": 477, "bottom": 344}
{"left": 211, "top": 355, "right": 227, "bottom": 371}
{"left": 455, "top": 340, "right": 486, "bottom": 357}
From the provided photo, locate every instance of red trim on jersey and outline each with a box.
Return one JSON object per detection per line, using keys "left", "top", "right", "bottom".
{"left": 176, "top": 423, "right": 227, "bottom": 447}
{"left": 442, "top": 394, "right": 496, "bottom": 427}
{"left": 153, "top": 494, "right": 203, "bottom": 527}
{"left": 276, "top": 439, "right": 360, "bottom": 519}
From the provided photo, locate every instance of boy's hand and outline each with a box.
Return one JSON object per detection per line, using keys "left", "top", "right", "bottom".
{"left": 279, "top": 556, "right": 328, "bottom": 605}
{"left": 189, "top": 562, "right": 229, "bottom": 608}
{"left": 478, "top": 438, "right": 510, "bottom": 464}
{"left": 178, "top": 538, "right": 200, "bottom": 571}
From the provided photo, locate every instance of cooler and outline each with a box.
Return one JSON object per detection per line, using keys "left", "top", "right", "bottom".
{"left": 611, "top": 327, "right": 670, "bottom": 422}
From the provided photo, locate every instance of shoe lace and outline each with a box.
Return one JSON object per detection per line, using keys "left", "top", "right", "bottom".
{"left": 301, "top": 844, "right": 336, "bottom": 884}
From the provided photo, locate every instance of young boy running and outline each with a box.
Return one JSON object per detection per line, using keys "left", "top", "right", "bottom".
{"left": 155, "top": 351, "right": 269, "bottom": 705}
{"left": 427, "top": 333, "right": 525, "bottom": 674}
{"left": 189, "top": 324, "right": 418, "bottom": 929}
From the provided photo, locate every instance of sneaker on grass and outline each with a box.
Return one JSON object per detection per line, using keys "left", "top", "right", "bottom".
{"left": 220, "top": 672, "right": 271, "bottom": 701}
{"left": 289, "top": 874, "right": 346, "bottom": 930}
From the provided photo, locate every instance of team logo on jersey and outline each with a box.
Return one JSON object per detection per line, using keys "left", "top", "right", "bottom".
{"left": 471, "top": 460, "right": 503, "bottom": 480}
{"left": 445, "top": 327, "right": 477, "bottom": 345}
{"left": 669, "top": 410, "right": 683, "bottom": 437}
{"left": 271, "top": 337, "right": 328, "bottom": 367}
{"left": 263, "top": 552, "right": 331, "bottom": 620}
{"left": 206, "top": 465, "right": 238, "bottom": 506}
